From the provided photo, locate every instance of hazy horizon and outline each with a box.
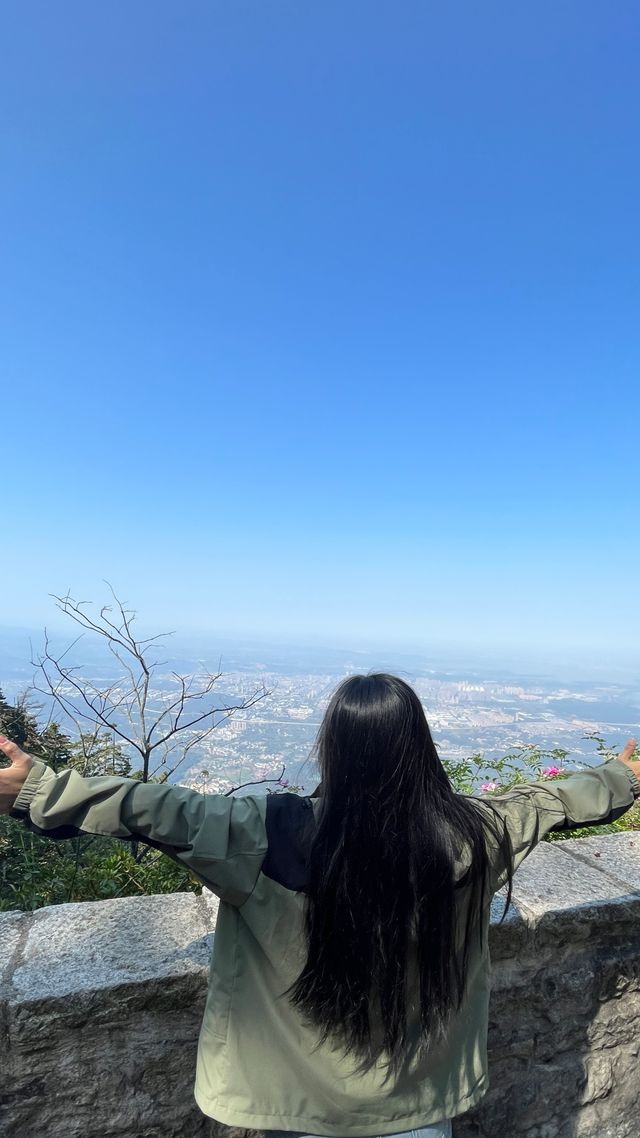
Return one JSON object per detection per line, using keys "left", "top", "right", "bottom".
{"left": 1, "top": 618, "right": 639, "bottom": 688}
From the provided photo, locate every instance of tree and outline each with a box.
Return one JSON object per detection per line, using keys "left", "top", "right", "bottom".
{"left": 32, "top": 587, "right": 267, "bottom": 784}
{"left": 0, "top": 686, "right": 208, "bottom": 911}
{"left": 1, "top": 591, "right": 305, "bottom": 911}
{"left": 38, "top": 723, "right": 75, "bottom": 772}
{"left": 68, "top": 732, "right": 132, "bottom": 778}
{"left": 0, "top": 689, "right": 42, "bottom": 755}
{"left": 20, "top": 591, "right": 271, "bottom": 883}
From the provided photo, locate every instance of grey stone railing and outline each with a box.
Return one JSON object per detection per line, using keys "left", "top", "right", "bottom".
{"left": 1, "top": 833, "right": 640, "bottom": 1138}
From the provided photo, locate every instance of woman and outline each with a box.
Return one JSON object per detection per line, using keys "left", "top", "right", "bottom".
{"left": 1, "top": 673, "right": 639, "bottom": 1138}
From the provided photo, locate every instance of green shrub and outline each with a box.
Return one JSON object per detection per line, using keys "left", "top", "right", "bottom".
{"left": 445, "top": 734, "right": 640, "bottom": 841}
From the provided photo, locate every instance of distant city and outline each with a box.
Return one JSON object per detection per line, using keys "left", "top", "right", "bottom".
{"left": 174, "top": 669, "right": 640, "bottom": 794}
{"left": 1, "top": 628, "right": 639, "bottom": 794}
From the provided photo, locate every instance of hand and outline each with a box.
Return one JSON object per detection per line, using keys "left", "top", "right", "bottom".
{"left": 0, "top": 736, "right": 35, "bottom": 814}
{"left": 617, "top": 738, "right": 640, "bottom": 784}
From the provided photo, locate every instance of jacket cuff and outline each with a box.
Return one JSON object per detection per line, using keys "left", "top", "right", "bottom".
{"left": 611, "top": 757, "right": 640, "bottom": 800}
{"left": 10, "top": 759, "right": 49, "bottom": 815}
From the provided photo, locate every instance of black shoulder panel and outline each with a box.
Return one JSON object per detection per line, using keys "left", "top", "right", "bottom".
{"left": 262, "top": 793, "right": 315, "bottom": 892}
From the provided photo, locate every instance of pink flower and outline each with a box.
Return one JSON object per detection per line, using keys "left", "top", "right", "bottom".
{"left": 481, "top": 781, "right": 498, "bottom": 793}
{"left": 542, "top": 766, "right": 563, "bottom": 779}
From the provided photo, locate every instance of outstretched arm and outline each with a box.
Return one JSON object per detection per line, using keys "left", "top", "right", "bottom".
{"left": 477, "top": 739, "right": 640, "bottom": 890}
{"left": 0, "top": 735, "right": 268, "bottom": 905}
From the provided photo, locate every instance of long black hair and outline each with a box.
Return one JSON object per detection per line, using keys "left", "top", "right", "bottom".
{"left": 288, "top": 673, "right": 514, "bottom": 1071}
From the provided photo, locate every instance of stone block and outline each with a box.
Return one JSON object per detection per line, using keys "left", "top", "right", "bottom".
{"left": 509, "top": 841, "right": 629, "bottom": 914}
{"left": 488, "top": 893, "right": 530, "bottom": 961}
{"left": 1, "top": 893, "right": 216, "bottom": 1138}
{"left": 559, "top": 832, "right": 640, "bottom": 894}
{"left": 0, "top": 910, "right": 27, "bottom": 988}
{"left": 9, "top": 890, "right": 214, "bottom": 1003}
{"left": 505, "top": 841, "right": 640, "bottom": 951}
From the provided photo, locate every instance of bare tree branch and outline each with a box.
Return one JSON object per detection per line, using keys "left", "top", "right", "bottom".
{"left": 224, "top": 765, "right": 286, "bottom": 796}
{"left": 31, "top": 589, "right": 270, "bottom": 789}
{"left": 33, "top": 635, "right": 145, "bottom": 758}
{"left": 148, "top": 689, "right": 267, "bottom": 780}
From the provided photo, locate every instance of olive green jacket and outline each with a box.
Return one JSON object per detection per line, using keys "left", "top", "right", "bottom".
{"left": 11, "top": 757, "right": 640, "bottom": 1134}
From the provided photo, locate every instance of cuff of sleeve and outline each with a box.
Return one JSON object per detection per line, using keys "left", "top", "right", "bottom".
{"left": 10, "top": 759, "right": 49, "bottom": 814}
{"left": 612, "top": 758, "right": 640, "bottom": 800}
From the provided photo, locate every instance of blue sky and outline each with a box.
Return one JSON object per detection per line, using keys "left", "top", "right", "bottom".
{"left": 1, "top": 2, "right": 639, "bottom": 656}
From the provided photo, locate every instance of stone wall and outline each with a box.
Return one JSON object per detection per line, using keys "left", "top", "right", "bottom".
{"left": 1, "top": 833, "right": 639, "bottom": 1138}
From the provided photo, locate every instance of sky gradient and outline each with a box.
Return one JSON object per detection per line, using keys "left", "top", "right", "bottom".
{"left": 1, "top": 2, "right": 639, "bottom": 656}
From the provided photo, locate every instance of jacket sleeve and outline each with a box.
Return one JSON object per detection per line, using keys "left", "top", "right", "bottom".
{"left": 10, "top": 760, "right": 268, "bottom": 906}
{"left": 473, "top": 757, "right": 640, "bottom": 892}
